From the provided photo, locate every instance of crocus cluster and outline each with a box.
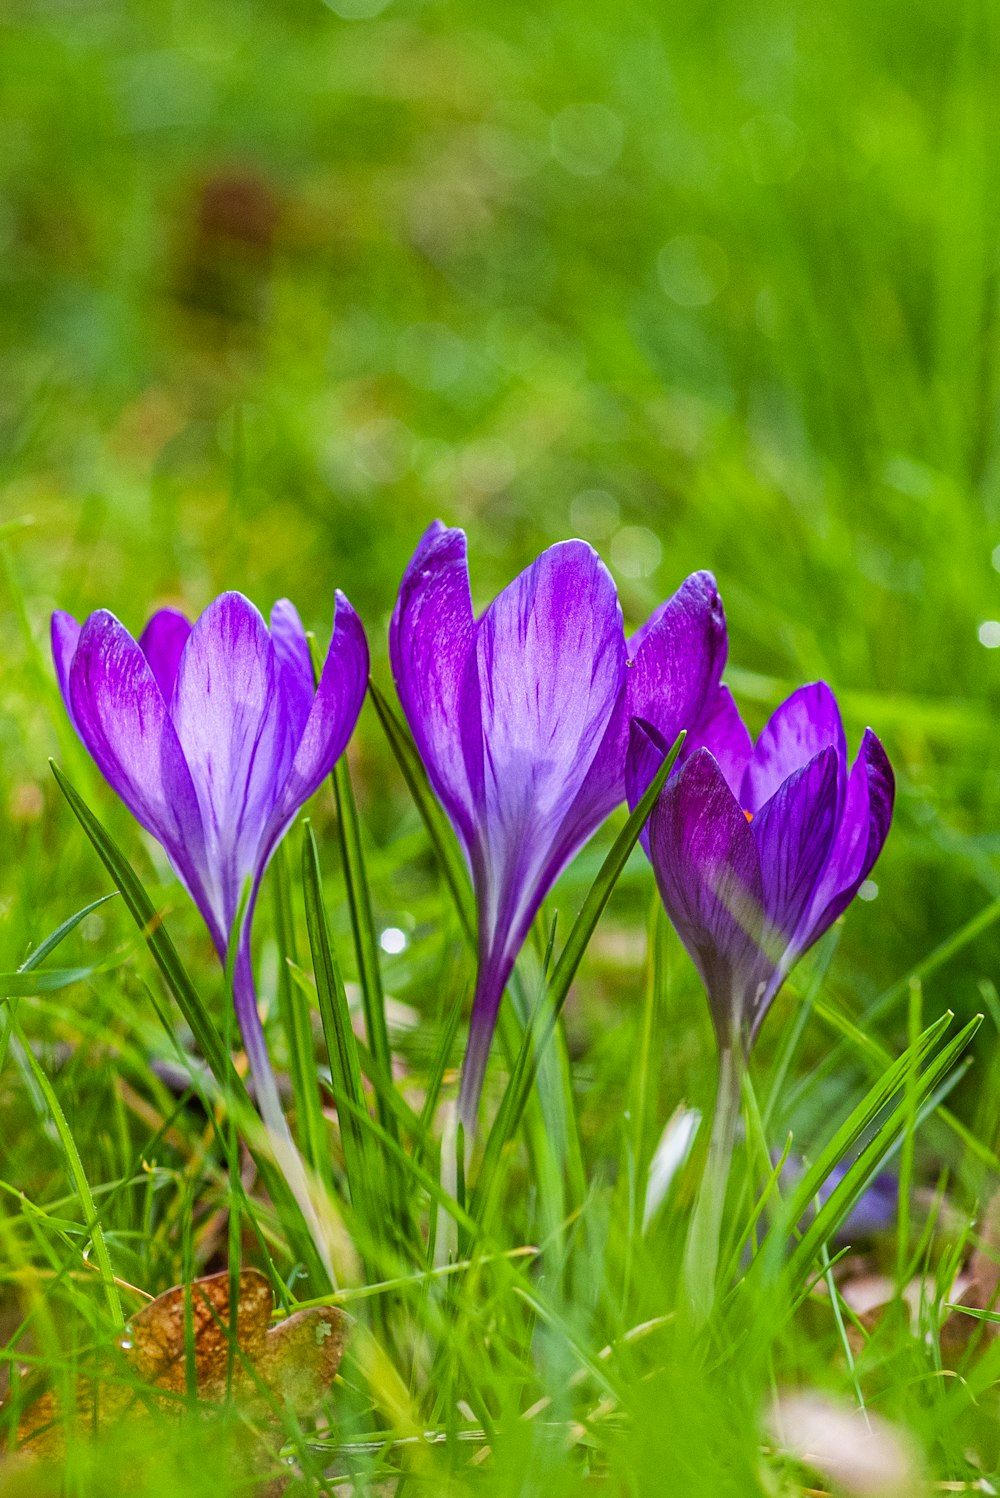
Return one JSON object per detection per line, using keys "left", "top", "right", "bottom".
{"left": 52, "top": 520, "right": 894, "bottom": 1159}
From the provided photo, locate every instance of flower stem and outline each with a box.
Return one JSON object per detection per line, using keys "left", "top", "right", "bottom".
{"left": 683, "top": 1044, "right": 743, "bottom": 1324}
{"left": 457, "top": 1023, "right": 490, "bottom": 1141}
{"left": 457, "top": 960, "right": 507, "bottom": 1140}
{"left": 232, "top": 938, "right": 337, "bottom": 1287}
{"left": 232, "top": 939, "right": 286, "bottom": 1138}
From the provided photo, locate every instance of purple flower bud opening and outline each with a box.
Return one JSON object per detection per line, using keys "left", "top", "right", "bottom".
{"left": 626, "top": 681, "right": 894, "bottom": 1054}
{"left": 390, "top": 520, "right": 734, "bottom": 1131}
{"left": 52, "top": 590, "right": 369, "bottom": 1127}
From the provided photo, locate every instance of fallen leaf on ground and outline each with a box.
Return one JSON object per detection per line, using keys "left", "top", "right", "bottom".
{"left": 10, "top": 1268, "right": 349, "bottom": 1492}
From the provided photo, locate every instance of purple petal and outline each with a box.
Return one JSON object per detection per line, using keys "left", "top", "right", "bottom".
{"left": 52, "top": 611, "right": 82, "bottom": 731}
{"left": 270, "top": 589, "right": 369, "bottom": 831}
{"left": 625, "top": 717, "right": 671, "bottom": 856}
{"left": 455, "top": 541, "right": 628, "bottom": 1124}
{"left": 460, "top": 676, "right": 629, "bottom": 1133}
{"left": 390, "top": 521, "right": 480, "bottom": 850}
{"left": 648, "top": 747, "right": 771, "bottom": 1047}
{"left": 171, "top": 592, "right": 296, "bottom": 933}
{"left": 473, "top": 539, "right": 627, "bottom": 944}
{"left": 626, "top": 571, "right": 729, "bottom": 748}
{"left": 683, "top": 684, "right": 752, "bottom": 796}
{"left": 625, "top": 717, "right": 670, "bottom": 810}
{"left": 803, "top": 729, "right": 895, "bottom": 942}
{"left": 741, "top": 682, "right": 847, "bottom": 816}
{"left": 138, "top": 609, "right": 192, "bottom": 705}
{"left": 67, "top": 610, "right": 218, "bottom": 945}
{"left": 269, "top": 598, "right": 315, "bottom": 743}
{"left": 751, "top": 746, "right": 840, "bottom": 967}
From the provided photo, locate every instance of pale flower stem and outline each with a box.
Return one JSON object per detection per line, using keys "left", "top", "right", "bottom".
{"left": 457, "top": 1037, "right": 488, "bottom": 1142}
{"left": 435, "top": 1101, "right": 460, "bottom": 1268}
{"left": 232, "top": 946, "right": 337, "bottom": 1288}
{"left": 683, "top": 1044, "right": 742, "bottom": 1324}
{"left": 232, "top": 937, "right": 286, "bottom": 1136}
{"left": 457, "top": 966, "right": 504, "bottom": 1141}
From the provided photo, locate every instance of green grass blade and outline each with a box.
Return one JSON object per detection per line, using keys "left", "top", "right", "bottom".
{"left": 783, "top": 1016, "right": 981, "bottom": 1290}
{"left": 761, "top": 924, "right": 841, "bottom": 1131}
{"left": 331, "top": 754, "right": 397, "bottom": 1143}
{"left": 12, "top": 1013, "right": 123, "bottom": 1327}
{"left": 418, "top": 976, "right": 467, "bottom": 1143}
{"left": 808, "top": 989, "right": 1000, "bottom": 1171}
{"left": 333, "top": 1092, "right": 477, "bottom": 1241}
{"left": 49, "top": 759, "right": 330, "bottom": 1289}
{"left": 763, "top": 1008, "right": 953, "bottom": 1245}
{"left": 798, "top": 899, "right": 1000, "bottom": 1111}
{"left": 867, "top": 898, "right": 1000, "bottom": 1025}
{"left": 1, "top": 966, "right": 118, "bottom": 995}
{"left": 17, "top": 893, "right": 119, "bottom": 971}
{"left": 50, "top": 759, "right": 231, "bottom": 1082}
{"left": 300, "top": 819, "right": 377, "bottom": 1227}
{"left": 271, "top": 841, "right": 330, "bottom": 1190}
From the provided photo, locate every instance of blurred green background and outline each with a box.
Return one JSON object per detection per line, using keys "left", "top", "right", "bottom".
{"left": 3, "top": 0, "right": 1000, "bottom": 1108}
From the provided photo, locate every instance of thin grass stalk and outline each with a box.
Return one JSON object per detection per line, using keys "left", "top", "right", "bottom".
{"left": 49, "top": 760, "right": 331, "bottom": 1290}
{"left": 683, "top": 1044, "right": 742, "bottom": 1325}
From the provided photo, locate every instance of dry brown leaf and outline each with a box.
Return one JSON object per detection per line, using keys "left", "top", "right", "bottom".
{"left": 11, "top": 1267, "right": 349, "bottom": 1485}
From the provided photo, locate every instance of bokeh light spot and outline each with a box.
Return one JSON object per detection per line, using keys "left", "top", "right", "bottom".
{"left": 611, "top": 525, "right": 662, "bottom": 579}
{"left": 740, "top": 112, "right": 805, "bottom": 185}
{"left": 550, "top": 103, "right": 624, "bottom": 177}
{"left": 658, "top": 235, "right": 728, "bottom": 307}
{"left": 570, "top": 488, "right": 620, "bottom": 541}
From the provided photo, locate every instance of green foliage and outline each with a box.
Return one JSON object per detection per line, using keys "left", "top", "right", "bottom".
{"left": 1, "top": 0, "right": 1000, "bottom": 1490}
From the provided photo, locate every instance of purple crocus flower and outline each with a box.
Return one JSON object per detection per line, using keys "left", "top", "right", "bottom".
{"left": 390, "top": 520, "right": 732, "bottom": 1131}
{"left": 52, "top": 591, "right": 368, "bottom": 1128}
{"left": 626, "top": 681, "right": 894, "bottom": 1055}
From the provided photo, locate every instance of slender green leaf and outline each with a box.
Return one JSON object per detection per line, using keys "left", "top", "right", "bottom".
{"left": 419, "top": 976, "right": 467, "bottom": 1143}
{"left": 771, "top": 1008, "right": 954, "bottom": 1242}
{"left": 285, "top": 959, "right": 427, "bottom": 1148}
{"left": 271, "top": 842, "right": 330, "bottom": 1189}
{"left": 761, "top": 923, "right": 841, "bottom": 1130}
{"left": 331, "top": 754, "right": 397, "bottom": 1140}
{"left": 12, "top": 1014, "right": 123, "bottom": 1327}
{"left": 784, "top": 1015, "right": 981, "bottom": 1291}
{"left": 1, "top": 966, "right": 113, "bottom": 995}
{"left": 17, "top": 893, "right": 119, "bottom": 973}
{"left": 49, "top": 760, "right": 330, "bottom": 1289}
{"left": 868, "top": 899, "right": 1000, "bottom": 1024}
{"left": 301, "top": 820, "right": 375, "bottom": 1223}
{"left": 810, "top": 989, "right": 1000, "bottom": 1171}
